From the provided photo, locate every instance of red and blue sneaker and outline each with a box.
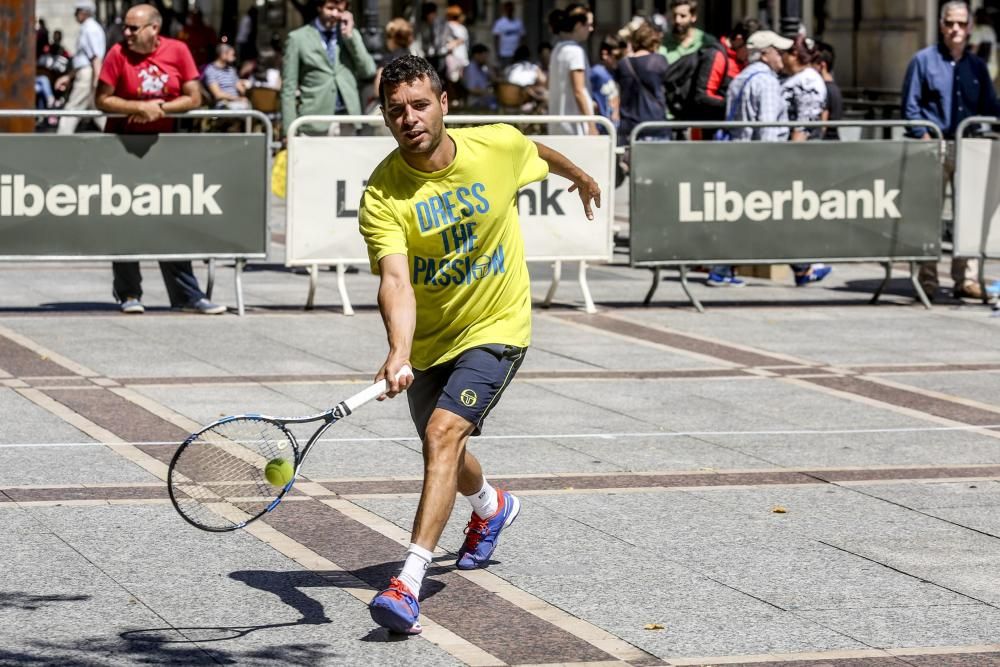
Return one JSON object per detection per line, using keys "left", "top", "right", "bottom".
{"left": 369, "top": 577, "right": 422, "bottom": 634}
{"left": 456, "top": 489, "right": 521, "bottom": 570}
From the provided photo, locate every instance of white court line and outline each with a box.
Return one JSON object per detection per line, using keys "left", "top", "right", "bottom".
{"left": 4, "top": 423, "right": 1000, "bottom": 448}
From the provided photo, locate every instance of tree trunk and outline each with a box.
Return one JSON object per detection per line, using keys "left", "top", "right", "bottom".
{"left": 0, "top": 0, "right": 36, "bottom": 132}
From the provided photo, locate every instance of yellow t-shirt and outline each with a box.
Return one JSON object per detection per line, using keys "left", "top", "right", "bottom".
{"left": 359, "top": 123, "right": 549, "bottom": 370}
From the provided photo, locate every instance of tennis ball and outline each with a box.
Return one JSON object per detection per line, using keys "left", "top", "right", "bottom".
{"left": 264, "top": 457, "right": 294, "bottom": 487}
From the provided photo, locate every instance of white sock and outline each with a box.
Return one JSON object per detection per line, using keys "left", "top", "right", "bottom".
{"left": 465, "top": 478, "right": 499, "bottom": 519}
{"left": 397, "top": 543, "right": 433, "bottom": 599}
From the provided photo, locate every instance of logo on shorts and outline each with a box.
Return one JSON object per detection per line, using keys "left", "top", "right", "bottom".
{"left": 460, "top": 389, "right": 478, "bottom": 407}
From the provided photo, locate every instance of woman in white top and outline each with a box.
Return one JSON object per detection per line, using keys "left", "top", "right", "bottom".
{"left": 546, "top": 4, "right": 596, "bottom": 135}
{"left": 780, "top": 36, "right": 827, "bottom": 141}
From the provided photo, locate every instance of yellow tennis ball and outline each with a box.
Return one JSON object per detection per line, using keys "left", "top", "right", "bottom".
{"left": 264, "top": 458, "right": 294, "bottom": 487}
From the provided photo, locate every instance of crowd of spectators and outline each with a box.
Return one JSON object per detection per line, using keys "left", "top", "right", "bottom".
{"left": 30, "top": 0, "right": 1000, "bottom": 304}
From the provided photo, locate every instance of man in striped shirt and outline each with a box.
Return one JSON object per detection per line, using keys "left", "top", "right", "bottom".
{"left": 202, "top": 43, "right": 248, "bottom": 109}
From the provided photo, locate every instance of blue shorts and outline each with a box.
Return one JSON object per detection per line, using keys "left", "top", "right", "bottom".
{"left": 407, "top": 344, "right": 526, "bottom": 438}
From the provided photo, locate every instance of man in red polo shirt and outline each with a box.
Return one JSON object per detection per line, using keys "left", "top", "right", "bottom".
{"left": 95, "top": 3, "right": 225, "bottom": 315}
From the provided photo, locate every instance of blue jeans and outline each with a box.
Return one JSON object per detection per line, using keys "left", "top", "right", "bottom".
{"left": 35, "top": 76, "right": 54, "bottom": 108}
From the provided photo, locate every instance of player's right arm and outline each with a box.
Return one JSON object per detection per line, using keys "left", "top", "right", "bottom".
{"left": 375, "top": 253, "right": 416, "bottom": 398}
{"left": 533, "top": 141, "right": 601, "bottom": 220}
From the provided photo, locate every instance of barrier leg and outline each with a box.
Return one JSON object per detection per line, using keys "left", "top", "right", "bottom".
{"left": 679, "top": 266, "right": 705, "bottom": 313}
{"left": 541, "top": 260, "right": 561, "bottom": 309}
{"left": 643, "top": 267, "right": 661, "bottom": 305}
{"left": 234, "top": 258, "right": 246, "bottom": 316}
{"left": 206, "top": 258, "right": 215, "bottom": 300}
{"left": 305, "top": 264, "right": 318, "bottom": 311}
{"left": 869, "top": 262, "right": 892, "bottom": 304}
{"left": 979, "top": 256, "right": 993, "bottom": 305}
{"left": 578, "top": 260, "right": 596, "bottom": 314}
{"left": 337, "top": 263, "right": 355, "bottom": 316}
{"left": 909, "top": 261, "right": 933, "bottom": 309}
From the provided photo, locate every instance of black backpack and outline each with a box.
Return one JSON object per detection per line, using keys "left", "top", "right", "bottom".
{"left": 663, "top": 38, "right": 732, "bottom": 120}
{"left": 662, "top": 51, "right": 700, "bottom": 119}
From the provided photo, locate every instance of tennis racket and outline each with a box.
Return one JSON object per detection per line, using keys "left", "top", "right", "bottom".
{"left": 167, "top": 367, "right": 411, "bottom": 532}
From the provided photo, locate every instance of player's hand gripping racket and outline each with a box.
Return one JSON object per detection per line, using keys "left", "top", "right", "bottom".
{"left": 167, "top": 367, "right": 411, "bottom": 532}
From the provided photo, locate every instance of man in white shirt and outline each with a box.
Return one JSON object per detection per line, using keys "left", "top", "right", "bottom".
{"left": 491, "top": 2, "right": 525, "bottom": 68}
{"left": 56, "top": 0, "right": 107, "bottom": 134}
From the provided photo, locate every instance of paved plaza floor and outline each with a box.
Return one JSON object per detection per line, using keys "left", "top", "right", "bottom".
{"left": 2, "top": 256, "right": 1000, "bottom": 666}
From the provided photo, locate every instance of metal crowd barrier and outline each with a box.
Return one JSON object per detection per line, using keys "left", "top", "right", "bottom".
{"left": 0, "top": 109, "right": 275, "bottom": 315}
{"left": 628, "top": 119, "right": 943, "bottom": 312}
{"left": 285, "top": 114, "right": 616, "bottom": 315}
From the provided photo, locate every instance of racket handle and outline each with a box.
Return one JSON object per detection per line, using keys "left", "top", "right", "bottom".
{"left": 341, "top": 365, "right": 413, "bottom": 414}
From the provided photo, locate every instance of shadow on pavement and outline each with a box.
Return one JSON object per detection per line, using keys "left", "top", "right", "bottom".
{"left": 0, "top": 591, "right": 91, "bottom": 610}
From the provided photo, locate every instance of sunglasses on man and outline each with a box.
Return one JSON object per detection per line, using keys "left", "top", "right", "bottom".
{"left": 942, "top": 19, "right": 969, "bottom": 28}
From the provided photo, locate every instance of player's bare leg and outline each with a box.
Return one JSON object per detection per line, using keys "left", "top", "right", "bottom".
{"left": 411, "top": 408, "right": 478, "bottom": 550}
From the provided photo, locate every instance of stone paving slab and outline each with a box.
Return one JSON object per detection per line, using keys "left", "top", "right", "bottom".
{"left": 616, "top": 306, "right": 1000, "bottom": 367}
{"left": 357, "top": 483, "right": 1000, "bottom": 658}
{"left": 698, "top": 429, "right": 1000, "bottom": 469}
{"left": 5, "top": 258, "right": 1000, "bottom": 665}
{"left": 871, "top": 371, "right": 1000, "bottom": 409}
{"left": 0, "top": 388, "right": 94, "bottom": 445}
{"left": 5, "top": 504, "right": 461, "bottom": 667}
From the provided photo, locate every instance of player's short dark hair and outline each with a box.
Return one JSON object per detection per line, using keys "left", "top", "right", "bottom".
{"left": 470, "top": 43, "right": 490, "bottom": 56}
{"left": 379, "top": 54, "right": 444, "bottom": 106}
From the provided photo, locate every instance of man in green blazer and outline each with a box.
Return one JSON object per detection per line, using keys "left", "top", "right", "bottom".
{"left": 281, "top": 0, "right": 376, "bottom": 136}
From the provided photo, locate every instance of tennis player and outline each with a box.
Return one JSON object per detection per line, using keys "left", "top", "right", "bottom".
{"left": 360, "top": 55, "right": 600, "bottom": 634}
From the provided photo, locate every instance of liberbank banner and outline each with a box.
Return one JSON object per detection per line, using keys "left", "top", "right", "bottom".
{"left": 955, "top": 137, "right": 1000, "bottom": 258}
{"left": 0, "top": 135, "right": 266, "bottom": 258}
{"left": 630, "top": 141, "right": 942, "bottom": 264}
{"left": 286, "top": 134, "right": 613, "bottom": 266}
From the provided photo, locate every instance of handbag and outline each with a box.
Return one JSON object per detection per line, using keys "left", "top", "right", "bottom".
{"left": 714, "top": 70, "right": 763, "bottom": 141}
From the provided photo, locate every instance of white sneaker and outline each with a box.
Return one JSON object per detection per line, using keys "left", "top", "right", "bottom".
{"left": 181, "top": 298, "right": 226, "bottom": 315}
{"left": 120, "top": 298, "right": 145, "bottom": 314}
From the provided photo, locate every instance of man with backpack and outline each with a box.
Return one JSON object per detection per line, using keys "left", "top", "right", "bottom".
{"left": 660, "top": 0, "right": 707, "bottom": 120}
{"left": 687, "top": 21, "right": 756, "bottom": 123}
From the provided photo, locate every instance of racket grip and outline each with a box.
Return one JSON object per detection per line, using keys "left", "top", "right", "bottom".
{"left": 342, "top": 365, "right": 413, "bottom": 413}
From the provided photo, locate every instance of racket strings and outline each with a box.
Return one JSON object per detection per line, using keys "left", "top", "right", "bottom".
{"left": 170, "top": 418, "right": 296, "bottom": 530}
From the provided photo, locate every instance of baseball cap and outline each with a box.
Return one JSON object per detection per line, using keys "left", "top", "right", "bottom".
{"left": 75, "top": 0, "right": 97, "bottom": 12}
{"left": 746, "top": 30, "right": 794, "bottom": 52}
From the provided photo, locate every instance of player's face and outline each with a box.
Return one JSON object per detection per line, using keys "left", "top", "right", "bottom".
{"left": 940, "top": 6, "right": 970, "bottom": 49}
{"left": 382, "top": 75, "right": 449, "bottom": 157}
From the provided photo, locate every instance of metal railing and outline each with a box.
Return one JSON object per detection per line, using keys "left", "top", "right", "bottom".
{"left": 0, "top": 109, "right": 275, "bottom": 315}
{"left": 285, "top": 114, "right": 616, "bottom": 315}
{"left": 626, "top": 120, "right": 943, "bottom": 312}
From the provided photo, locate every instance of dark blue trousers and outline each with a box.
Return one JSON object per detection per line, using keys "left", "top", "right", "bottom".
{"left": 112, "top": 261, "right": 205, "bottom": 307}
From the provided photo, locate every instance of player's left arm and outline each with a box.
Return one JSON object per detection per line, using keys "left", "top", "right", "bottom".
{"left": 533, "top": 141, "right": 601, "bottom": 220}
